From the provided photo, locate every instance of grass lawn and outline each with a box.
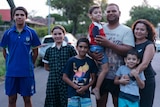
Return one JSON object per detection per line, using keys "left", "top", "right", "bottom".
{"left": 0, "top": 51, "right": 5, "bottom": 77}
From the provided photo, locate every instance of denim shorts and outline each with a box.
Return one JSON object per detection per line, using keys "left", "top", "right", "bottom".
{"left": 68, "top": 96, "right": 92, "bottom": 107}
{"left": 5, "top": 76, "right": 35, "bottom": 96}
{"left": 90, "top": 45, "right": 108, "bottom": 64}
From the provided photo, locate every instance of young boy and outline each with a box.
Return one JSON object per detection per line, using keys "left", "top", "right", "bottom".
{"left": 114, "top": 49, "right": 145, "bottom": 107}
{"left": 88, "top": 5, "right": 109, "bottom": 100}
{"left": 63, "top": 37, "right": 98, "bottom": 107}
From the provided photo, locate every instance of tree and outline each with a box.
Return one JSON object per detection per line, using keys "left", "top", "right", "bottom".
{"left": 47, "top": 0, "right": 94, "bottom": 35}
{"left": 50, "top": 14, "right": 67, "bottom": 21}
{"left": 126, "top": 5, "right": 160, "bottom": 27}
{"left": 0, "top": 15, "right": 4, "bottom": 25}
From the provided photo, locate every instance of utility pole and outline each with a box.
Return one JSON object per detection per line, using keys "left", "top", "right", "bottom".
{"left": 6, "top": 0, "right": 16, "bottom": 25}
{"left": 48, "top": 0, "right": 51, "bottom": 35}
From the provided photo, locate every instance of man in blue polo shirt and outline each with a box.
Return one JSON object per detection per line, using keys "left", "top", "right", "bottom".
{"left": 0, "top": 6, "right": 41, "bottom": 107}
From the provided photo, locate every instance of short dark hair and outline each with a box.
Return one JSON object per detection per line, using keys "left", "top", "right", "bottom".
{"left": 12, "top": 6, "right": 28, "bottom": 18}
{"left": 126, "top": 49, "right": 139, "bottom": 59}
{"left": 107, "top": 3, "right": 119, "bottom": 10}
{"left": 88, "top": 5, "right": 100, "bottom": 14}
{"left": 76, "top": 37, "right": 90, "bottom": 48}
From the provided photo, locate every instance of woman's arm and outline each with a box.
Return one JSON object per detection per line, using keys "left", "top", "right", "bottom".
{"left": 136, "top": 44, "right": 155, "bottom": 73}
{"left": 131, "top": 70, "right": 145, "bottom": 89}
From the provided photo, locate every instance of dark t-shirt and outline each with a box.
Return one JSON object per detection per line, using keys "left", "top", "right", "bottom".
{"left": 63, "top": 56, "right": 98, "bottom": 98}
{"left": 135, "top": 40, "right": 156, "bottom": 79}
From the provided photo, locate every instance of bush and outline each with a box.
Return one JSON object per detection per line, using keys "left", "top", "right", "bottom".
{"left": 0, "top": 52, "right": 5, "bottom": 77}
{"left": 34, "top": 26, "right": 48, "bottom": 37}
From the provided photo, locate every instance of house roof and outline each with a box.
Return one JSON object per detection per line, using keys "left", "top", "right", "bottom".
{"left": 0, "top": 9, "right": 46, "bottom": 26}
{"left": 0, "top": 9, "right": 11, "bottom": 21}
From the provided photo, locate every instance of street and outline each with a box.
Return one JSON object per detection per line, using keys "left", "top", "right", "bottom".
{"left": 0, "top": 53, "right": 160, "bottom": 107}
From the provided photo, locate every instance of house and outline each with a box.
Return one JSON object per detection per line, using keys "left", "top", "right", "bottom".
{"left": 0, "top": 9, "right": 11, "bottom": 25}
{"left": 0, "top": 9, "right": 46, "bottom": 27}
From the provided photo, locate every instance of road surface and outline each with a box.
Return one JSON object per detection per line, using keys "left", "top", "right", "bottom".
{"left": 0, "top": 53, "right": 160, "bottom": 107}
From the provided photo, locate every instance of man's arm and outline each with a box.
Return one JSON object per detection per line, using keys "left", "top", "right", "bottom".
{"left": 95, "top": 36, "right": 133, "bottom": 57}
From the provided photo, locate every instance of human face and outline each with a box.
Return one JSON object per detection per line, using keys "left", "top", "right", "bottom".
{"left": 76, "top": 42, "right": 89, "bottom": 58}
{"left": 14, "top": 10, "right": 27, "bottom": 25}
{"left": 90, "top": 8, "right": 102, "bottom": 22}
{"left": 105, "top": 5, "right": 120, "bottom": 23}
{"left": 52, "top": 28, "right": 65, "bottom": 44}
{"left": 134, "top": 23, "right": 148, "bottom": 42}
{"left": 125, "top": 54, "right": 139, "bottom": 69}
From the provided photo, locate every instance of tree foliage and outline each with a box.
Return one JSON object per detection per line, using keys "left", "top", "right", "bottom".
{"left": 126, "top": 5, "right": 160, "bottom": 27}
{"left": 47, "top": 0, "right": 94, "bottom": 35}
{"left": 0, "top": 15, "right": 4, "bottom": 25}
{"left": 34, "top": 26, "right": 48, "bottom": 37}
{"left": 50, "top": 14, "right": 67, "bottom": 21}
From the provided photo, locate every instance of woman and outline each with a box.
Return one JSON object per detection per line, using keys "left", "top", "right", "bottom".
{"left": 132, "top": 19, "right": 156, "bottom": 107}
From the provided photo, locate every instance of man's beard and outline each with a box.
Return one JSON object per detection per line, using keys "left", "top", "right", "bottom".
{"left": 107, "top": 17, "right": 119, "bottom": 24}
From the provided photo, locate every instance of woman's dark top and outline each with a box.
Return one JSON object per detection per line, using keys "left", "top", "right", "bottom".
{"left": 135, "top": 40, "right": 156, "bottom": 79}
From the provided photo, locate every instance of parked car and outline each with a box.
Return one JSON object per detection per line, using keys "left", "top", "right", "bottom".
{"left": 155, "top": 39, "right": 160, "bottom": 52}
{"left": 37, "top": 33, "right": 77, "bottom": 66}
{"left": 64, "top": 33, "right": 77, "bottom": 47}
{"left": 38, "top": 35, "right": 54, "bottom": 59}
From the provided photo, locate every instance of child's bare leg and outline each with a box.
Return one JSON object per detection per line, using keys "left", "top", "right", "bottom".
{"left": 92, "top": 63, "right": 109, "bottom": 100}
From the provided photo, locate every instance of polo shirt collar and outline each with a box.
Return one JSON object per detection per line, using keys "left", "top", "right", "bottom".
{"left": 51, "top": 41, "right": 68, "bottom": 48}
{"left": 12, "top": 24, "right": 28, "bottom": 32}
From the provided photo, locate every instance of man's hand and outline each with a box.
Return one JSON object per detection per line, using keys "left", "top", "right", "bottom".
{"left": 95, "top": 35, "right": 110, "bottom": 47}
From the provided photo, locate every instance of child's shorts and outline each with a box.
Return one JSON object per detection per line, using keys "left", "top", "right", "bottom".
{"left": 68, "top": 96, "right": 92, "bottom": 107}
{"left": 118, "top": 97, "right": 139, "bottom": 107}
{"left": 90, "top": 45, "right": 108, "bottom": 64}
{"left": 5, "top": 76, "right": 36, "bottom": 96}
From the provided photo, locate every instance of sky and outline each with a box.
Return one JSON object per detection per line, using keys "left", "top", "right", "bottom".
{"left": 1, "top": 0, "right": 160, "bottom": 23}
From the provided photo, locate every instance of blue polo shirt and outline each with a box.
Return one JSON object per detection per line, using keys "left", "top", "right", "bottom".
{"left": 0, "top": 25, "right": 41, "bottom": 77}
